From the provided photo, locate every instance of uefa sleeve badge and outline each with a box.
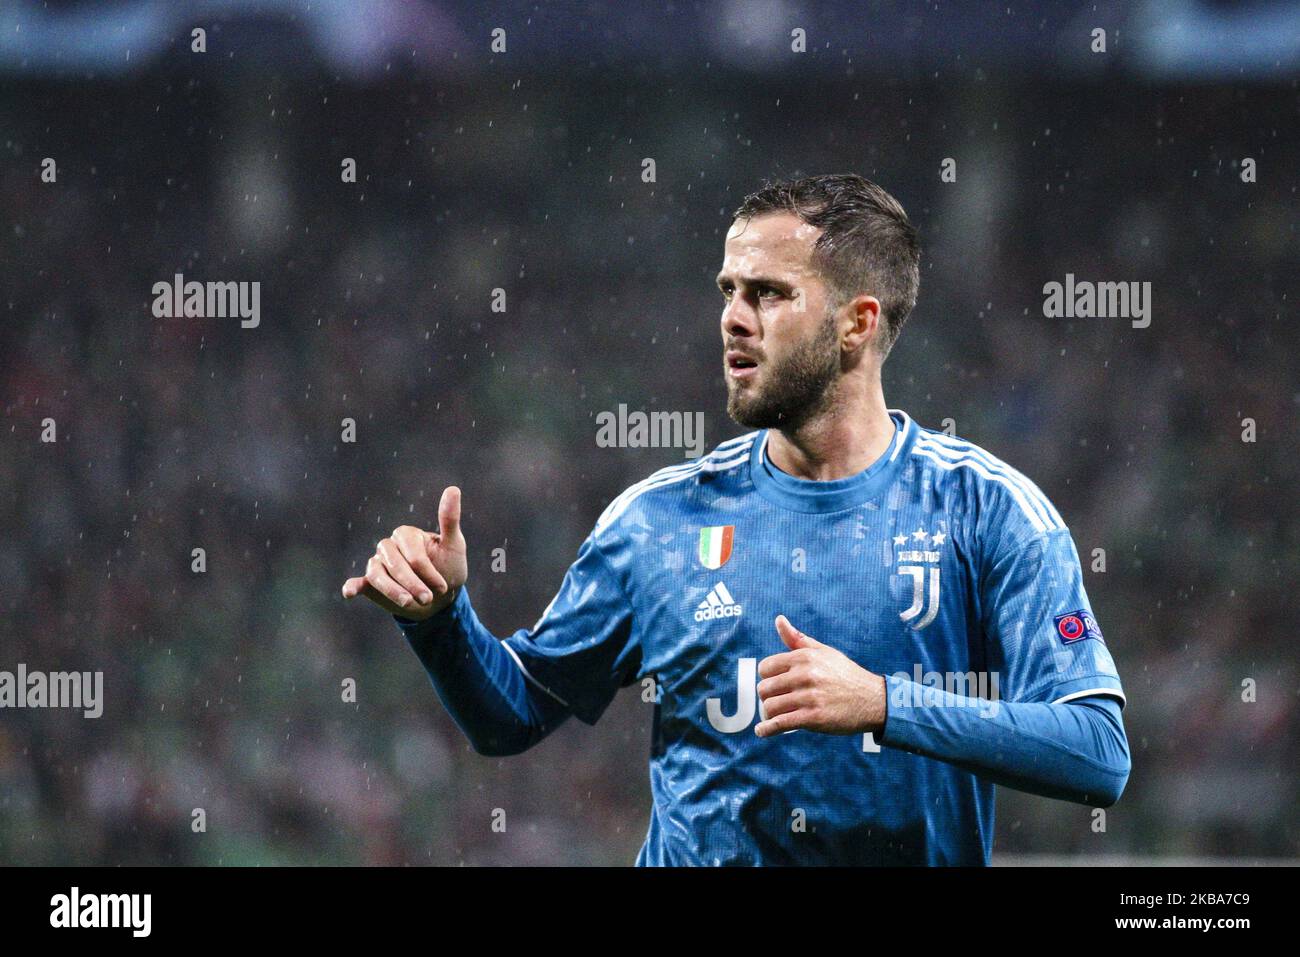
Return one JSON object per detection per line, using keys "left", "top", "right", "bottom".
{"left": 1054, "top": 609, "right": 1104, "bottom": 645}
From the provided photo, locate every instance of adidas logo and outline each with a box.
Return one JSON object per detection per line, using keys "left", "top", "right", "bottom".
{"left": 694, "top": 582, "right": 743, "bottom": 622}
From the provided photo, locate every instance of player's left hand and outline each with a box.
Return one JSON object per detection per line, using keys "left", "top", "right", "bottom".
{"left": 755, "top": 615, "right": 887, "bottom": 738}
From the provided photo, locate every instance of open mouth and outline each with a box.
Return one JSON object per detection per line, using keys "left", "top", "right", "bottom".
{"left": 726, "top": 351, "right": 760, "bottom": 378}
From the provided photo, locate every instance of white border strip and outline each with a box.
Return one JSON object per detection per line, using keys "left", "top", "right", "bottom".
{"left": 1053, "top": 686, "right": 1126, "bottom": 706}
{"left": 887, "top": 409, "right": 910, "bottom": 462}
{"left": 501, "top": 639, "right": 572, "bottom": 708}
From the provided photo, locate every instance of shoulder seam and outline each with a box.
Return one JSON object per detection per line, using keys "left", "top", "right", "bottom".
{"left": 910, "top": 432, "right": 1065, "bottom": 534}
{"left": 593, "top": 433, "right": 757, "bottom": 535}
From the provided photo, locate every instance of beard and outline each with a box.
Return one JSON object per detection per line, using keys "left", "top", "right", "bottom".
{"left": 726, "top": 309, "right": 841, "bottom": 431}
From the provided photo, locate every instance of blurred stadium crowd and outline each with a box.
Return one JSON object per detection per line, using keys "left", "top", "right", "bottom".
{"left": 0, "top": 42, "right": 1296, "bottom": 863}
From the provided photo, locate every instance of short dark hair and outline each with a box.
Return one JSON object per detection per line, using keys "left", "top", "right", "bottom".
{"left": 733, "top": 174, "right": 920, "bottom": 355}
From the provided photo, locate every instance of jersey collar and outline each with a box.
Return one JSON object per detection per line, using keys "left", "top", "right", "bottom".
{"left": 748, "top": 409, "right": 917, "bottom": 513}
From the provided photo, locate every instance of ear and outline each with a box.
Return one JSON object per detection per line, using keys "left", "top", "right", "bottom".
{"left": 842, "top": 294, "right": 882, "bottom": 352}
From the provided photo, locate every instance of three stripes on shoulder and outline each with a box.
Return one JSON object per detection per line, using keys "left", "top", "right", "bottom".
{"left": 592, "top": 425, "right": 1064, "bottom": 538}
{"left": 595, "top": 433, "right": 758, "bottom": 535}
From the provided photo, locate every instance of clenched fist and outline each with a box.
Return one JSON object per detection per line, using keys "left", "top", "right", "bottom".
{"left": 341, "top": 486, "right": 468, "bottom": 621}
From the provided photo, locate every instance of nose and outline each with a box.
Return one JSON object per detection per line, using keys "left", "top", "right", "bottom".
{"left": 721, "top": 295, "right": 757, "bottom": 342}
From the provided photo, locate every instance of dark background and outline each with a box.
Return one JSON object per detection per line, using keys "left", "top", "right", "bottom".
{"left": 0, "top": 0, "right": 1296, "bottom": 864}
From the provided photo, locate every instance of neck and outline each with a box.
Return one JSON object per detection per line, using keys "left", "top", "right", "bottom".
{"left": 764, "top": 376, "right": 894, "bottom": 481}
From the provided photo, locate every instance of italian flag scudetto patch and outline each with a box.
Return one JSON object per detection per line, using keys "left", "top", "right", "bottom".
{"left": 698, "top": 525, "right": 734, "bottom": 569}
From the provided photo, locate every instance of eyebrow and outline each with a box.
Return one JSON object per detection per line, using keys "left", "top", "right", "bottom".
{"left": 715, "top": 273, "right": 796, "bottom": 291}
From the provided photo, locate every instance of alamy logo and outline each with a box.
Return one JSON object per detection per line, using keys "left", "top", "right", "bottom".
{"left": 595, "top": 403, "right": 705, "bottom": 458}
{"left": 151, "top": 272, "right": 261, "bottom": 328}
{"left": 695, "top": 582, "right": 742, "bottom": 622}
{"left": 50, "top": 887, "right": 151, "bottom": 937}
{"left": 0, "top": 664, "right": 102, "bottom": 718}
{"left": 1042, "top": 273, "right": 1151, "bottom": 329}
{"left": 889, "top": 665, "right": 1002, "bottom": 718}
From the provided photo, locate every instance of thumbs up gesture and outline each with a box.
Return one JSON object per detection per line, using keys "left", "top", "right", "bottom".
{"left": 341, "top": 486, "right": 469, "bottom": 621}
{"left": 755, "top": 615, "right": 887, "bottom": 738}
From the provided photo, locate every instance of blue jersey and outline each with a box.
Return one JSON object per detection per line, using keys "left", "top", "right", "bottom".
{"left": 485, "top": 409, "right": 1125, "bottom": 865}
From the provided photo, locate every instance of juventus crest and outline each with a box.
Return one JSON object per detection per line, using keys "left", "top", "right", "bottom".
{"left": 893, "top": 527, "right": 946, "bottom": 630}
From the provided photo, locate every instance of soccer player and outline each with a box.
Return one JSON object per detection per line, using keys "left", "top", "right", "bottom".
{"left": 342, "top": 174, "right": 1131, "bottom": 865}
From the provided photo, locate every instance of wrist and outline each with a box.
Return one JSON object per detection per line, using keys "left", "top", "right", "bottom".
{"left": 394, "top": 585, "right": 463, "bottom": 626}
{"left": 864, "top": 672, "right": 888, "bottom": 734}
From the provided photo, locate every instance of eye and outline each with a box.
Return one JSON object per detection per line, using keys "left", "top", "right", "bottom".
{"left": 718, "top": 283, "right": 734, "bottom": 300}
{"left": 757, "top": 286, "right": 780, "bottom": 300}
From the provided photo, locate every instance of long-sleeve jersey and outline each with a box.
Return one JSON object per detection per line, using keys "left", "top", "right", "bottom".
{"left": 395, "top": 410, "right": 1131, "bottom": 864}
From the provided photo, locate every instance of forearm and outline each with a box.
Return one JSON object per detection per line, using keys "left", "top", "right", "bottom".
{"left": 879, "top": 676, "right": 1131, "bottom": 806}
{"left": 394, "top": 587, "right": 570, "bottom": 756}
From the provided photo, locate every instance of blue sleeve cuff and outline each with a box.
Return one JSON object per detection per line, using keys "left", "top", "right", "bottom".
{"left": 880, "top": 673, "right": 947, "bottom": 751}
{"left": 878, "top": 673, "right": 1131, "bottom": 807}
{"left": 879, "top": 673, "right": 1015, "bottom": 751}
{"left": 392, "top": 586, "right": 470, "bottom": 639}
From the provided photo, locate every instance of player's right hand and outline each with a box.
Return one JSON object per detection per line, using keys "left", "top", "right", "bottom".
{"left": 340, "top": 486, "right": 468, "bottom": 621}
